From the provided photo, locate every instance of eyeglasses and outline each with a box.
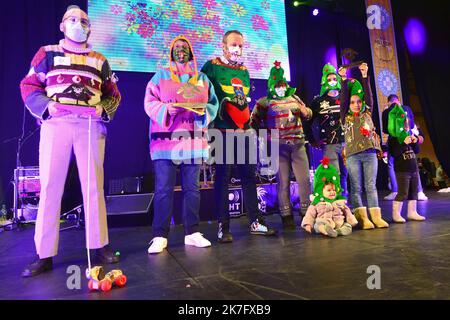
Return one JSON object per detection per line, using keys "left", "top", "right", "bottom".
{"left": 64, "top": 16, "right": 90, "bottom": 28}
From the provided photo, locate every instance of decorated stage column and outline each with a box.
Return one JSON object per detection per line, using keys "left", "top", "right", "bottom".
{"left": 365, "top": 0, "right": 403, "bottom": 143}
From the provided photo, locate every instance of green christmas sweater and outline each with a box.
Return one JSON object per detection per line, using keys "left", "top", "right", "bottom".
{"left": 201, "top": 58, "right": 251, "bottom": 129}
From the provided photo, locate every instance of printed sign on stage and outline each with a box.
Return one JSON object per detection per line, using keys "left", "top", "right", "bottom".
{"left": 366, "top": 0, "right": 403, "bottom": 143}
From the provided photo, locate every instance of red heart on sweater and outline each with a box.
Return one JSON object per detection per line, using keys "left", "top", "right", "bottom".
{"left": 224, "top": 102, "right": 250, "bottom": 129}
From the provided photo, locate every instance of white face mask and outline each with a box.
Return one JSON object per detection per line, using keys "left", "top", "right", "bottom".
{"left": 328, "top": 80, "right": 338, "bottom": 87}
{"left": 65, "top": 21, "right": 89, "bottom": 43}
{"left": 275, "top": 87, "right": 287, "bottom": 98}
{"left": 227, "top": 45, "right": 242, "bottom": 63}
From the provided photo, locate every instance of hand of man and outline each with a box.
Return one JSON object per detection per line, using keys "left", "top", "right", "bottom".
{"left": 94, "top": 105, "right": 104, "bottom": 118}
{"left": 167, "top": 104, "right": 181, "bottom": 117}
{"left": 359, "top": 63, "right": 369, "bottom": 78}
{"left": 48, "top": 102, "right": 71, "bottom": 117}
{"left": 298, "top": 100, "right": 309, "bottom": 115}
{"left": 404, "top": 136, "right": 413, "bottom": 144}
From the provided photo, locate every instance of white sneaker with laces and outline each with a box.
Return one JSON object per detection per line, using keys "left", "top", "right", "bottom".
{"left": 148, "top": 237, "right": 168, "bottom": 254}
{"left": 185, "top": 232, "right": 211, "bottom": 248}
{"left": 384, "top": 192, "right": 398, "bottom": 200}
{"left": 418, "top": 192, "right": 428, "bottom": 201}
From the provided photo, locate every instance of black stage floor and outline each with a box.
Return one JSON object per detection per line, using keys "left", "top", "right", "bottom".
{"left": 1, "top": 191, "right": 450, "bottom": 300}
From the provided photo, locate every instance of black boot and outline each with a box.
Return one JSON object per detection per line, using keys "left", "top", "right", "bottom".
{"left": 21, "top": 256, "right": 53, "bottom": 278}
{"left": 281, "top": 215, "right": 296, "bottom": 230}
{"left": 217, "top": 222, "right": 233, "bottom": 243}
{"left": 300, "top": 202, "right": 310, "bottom": 217}
{"left": 94, "top": 245, "right": 120, "bottom": 264}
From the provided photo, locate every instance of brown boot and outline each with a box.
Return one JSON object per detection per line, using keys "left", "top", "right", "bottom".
{"left": 369, "top": 207, "right": 389, "bottom": 228}
{"left": 354, "top": 207, "right": 375, "bottom": 230}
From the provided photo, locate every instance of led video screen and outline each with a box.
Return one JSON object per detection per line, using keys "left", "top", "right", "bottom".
{"left": 88, "top": 0, "right": 290, "bottom": 80}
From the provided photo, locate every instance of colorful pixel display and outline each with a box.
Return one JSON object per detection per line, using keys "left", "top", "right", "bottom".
{"left": 88, "top": 0, "right": 290, "bottom": 80}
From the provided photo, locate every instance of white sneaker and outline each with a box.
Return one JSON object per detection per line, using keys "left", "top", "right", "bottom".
{"left": 185, "top": 232, "right": 211, "bottom": 248}
{"left": 147, "top": 237, "right": 168, "bottom": 254}
{"left": 418, "top": 192, "right": 428, "bottom": 201}
{"left": 384, "top": 192, "right": 398, "bottom": 200}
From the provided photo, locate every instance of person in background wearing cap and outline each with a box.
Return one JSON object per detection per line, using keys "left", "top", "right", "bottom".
{"left": 310, "top": 64, "right": 349, "bottom": 198}
{"left": 19, "top": 5, "right": 121, "bottom": 277}
{"left": 339, "top": 63, "right": 389, "bottom": 230}
{"left": 251, "top": 61, "right": 313, "bottom": 230}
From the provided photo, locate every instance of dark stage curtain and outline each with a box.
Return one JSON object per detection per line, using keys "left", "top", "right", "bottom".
{"left": 392, "top": 0, "right": 450, "bottom": 175}
{"left": 0, "top": 1, "right": 154, "bottom": 208}
{"left": 0, "top": 0, "right": 380, "bottom": 208}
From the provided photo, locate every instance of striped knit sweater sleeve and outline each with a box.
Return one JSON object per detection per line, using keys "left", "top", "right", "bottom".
{"left": 144, "top": 70, "right": 172, "bottom": 128}
{"left": 20, "top": 47, "right": 54, "bottom": 119}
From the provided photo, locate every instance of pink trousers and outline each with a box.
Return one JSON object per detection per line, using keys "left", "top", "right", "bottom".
{"left": 34, "top": 117, "right": 109, "bottom": 258}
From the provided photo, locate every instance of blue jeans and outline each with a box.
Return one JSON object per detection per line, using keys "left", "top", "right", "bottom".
{"left": 347, "top": 150, "right": 379, "bottom": 208}
{"left": 323, "top": 143, "right": 348, "bottom": 195}
{"left": 152, "top": 160, "right": 201, "bottom": 238}
{"left": 387, "top": 154, "right": 398, "bottom": 192}
{"left": 388, "top": 153, "right": 423, "bottom": 193}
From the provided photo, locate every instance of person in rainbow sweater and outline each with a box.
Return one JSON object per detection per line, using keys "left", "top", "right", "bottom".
{"left": 145, "top": 35, "right": 219, "bottom": 254}
{"left": 19, "top": 5, "right": 121, "bottom": 277}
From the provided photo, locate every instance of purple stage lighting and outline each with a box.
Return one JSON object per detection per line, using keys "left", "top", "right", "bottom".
{"left": 404, "top": 18, "right": 426, "bottom": 54}
{"left": 312, "top": 8, "right": 319, "bottom": 16}
{"left": 324, "top": 46, "right": 338, "bottom": 68}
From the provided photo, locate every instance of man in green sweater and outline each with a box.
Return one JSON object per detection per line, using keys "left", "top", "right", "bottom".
{"left": 201, "top": 30, "right": 277, "bottom": 243}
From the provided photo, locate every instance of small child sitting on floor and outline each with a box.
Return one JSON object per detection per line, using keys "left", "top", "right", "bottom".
{"left": 301, "top": 157, "right": 358, "bottom": 237}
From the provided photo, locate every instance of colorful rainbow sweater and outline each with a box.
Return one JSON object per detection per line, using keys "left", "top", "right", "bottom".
{"left": 20, "top": 40, "right": 121, "bottom": 121}
{"left": 144, "top": 67, "right": 218, "bottom": 161}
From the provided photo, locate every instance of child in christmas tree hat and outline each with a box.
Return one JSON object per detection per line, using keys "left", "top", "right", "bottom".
{"left": 301, "top": 157, "right": 358, "bottom": 237}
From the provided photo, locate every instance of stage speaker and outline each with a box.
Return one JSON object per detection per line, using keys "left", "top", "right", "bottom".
{"left": 108, "top": 177, "right": 143, "bottom": 195}
{"left": 105, "top": 193, "right": 154, "bottom": 227}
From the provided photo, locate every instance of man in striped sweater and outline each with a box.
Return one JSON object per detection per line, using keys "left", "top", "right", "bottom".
{"left": 251, "top": 61, "right": 313, "bottom": 229}
{"left": 19, "top": 5, "right": 121, "bottom": 277}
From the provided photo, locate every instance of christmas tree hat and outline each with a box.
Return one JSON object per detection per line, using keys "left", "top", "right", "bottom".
{"left": 320, "top": 63, "right": 342, "bottom": 96}
{"left": 268, "top": 61, "right": 296, "bottom": 99}
{"left": 388, "top": 104, "right": 409, "bottom": 144}
{"left": 311, "top": 157, "right": 346, "bottom": 205}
